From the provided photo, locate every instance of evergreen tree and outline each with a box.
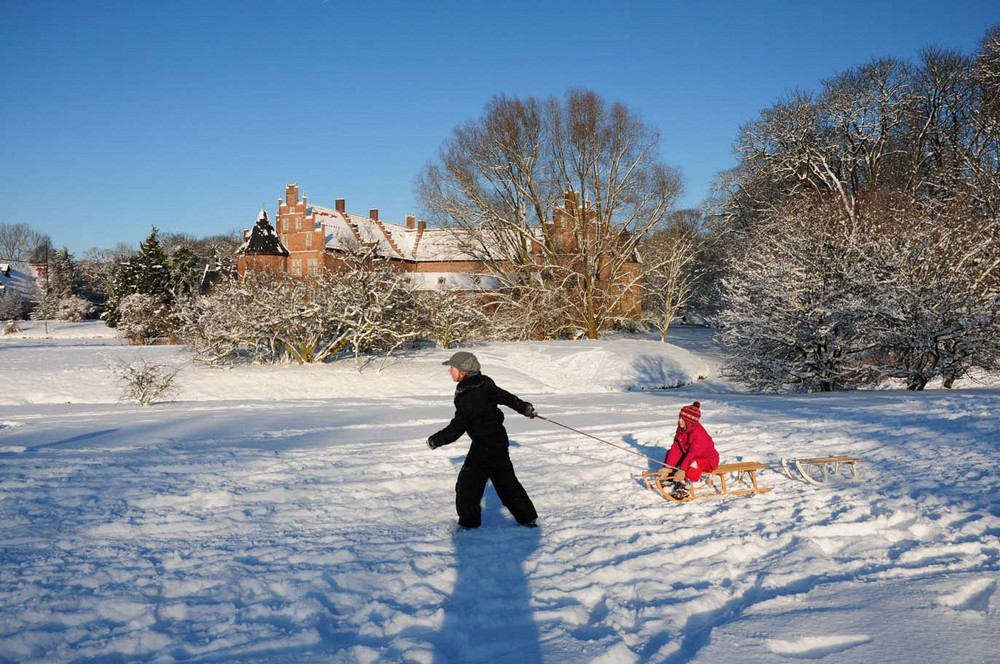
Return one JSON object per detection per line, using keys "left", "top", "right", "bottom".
{"left": 169, "top": 245, "right": 204, "bottom": 298}
{"left": 103, "top": 228, "right": 174, "bottom": 328}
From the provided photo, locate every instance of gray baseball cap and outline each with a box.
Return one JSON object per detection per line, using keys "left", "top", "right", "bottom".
{"left": 442, "top": 351, "right": 481, "bottom": 373}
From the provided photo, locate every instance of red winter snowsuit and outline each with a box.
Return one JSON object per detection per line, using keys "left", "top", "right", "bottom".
{"left": 664, "top": 421, "right": 719, "bottom": 481}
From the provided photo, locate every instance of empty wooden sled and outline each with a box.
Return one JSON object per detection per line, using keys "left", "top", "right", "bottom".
{"left": 780, "top": 455, "right": 863, "bottom": 485}
{"left": 642, "top": 461, "right": 773, "bottom": 503}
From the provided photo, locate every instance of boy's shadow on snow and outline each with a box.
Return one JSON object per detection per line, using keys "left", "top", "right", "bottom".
{"left": 434, "top": 483, "right": 543, "bottom": 663}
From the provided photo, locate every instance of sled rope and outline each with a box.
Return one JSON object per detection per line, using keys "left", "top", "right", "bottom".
{"left": 537, "top": 415, "right": 675, "bottom": 470}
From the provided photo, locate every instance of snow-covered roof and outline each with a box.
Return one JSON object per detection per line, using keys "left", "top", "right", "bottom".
{"left": 0, "top": 261, "right": 36, "bottom": 300}
{"left": 309, "top": 205, "right": 484, "bottom": 262}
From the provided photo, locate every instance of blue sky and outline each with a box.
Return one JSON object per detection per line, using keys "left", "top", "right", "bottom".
{"left": 1, "top": 0, "right": 996, "bottom": 256}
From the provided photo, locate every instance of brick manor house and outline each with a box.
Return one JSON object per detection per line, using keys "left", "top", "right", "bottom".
{"left": 236, "top": 183, "right": 642, "bottom": 315}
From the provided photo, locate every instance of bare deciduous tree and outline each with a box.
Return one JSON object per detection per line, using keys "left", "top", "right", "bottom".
{"left": 0, "top": 223, "right": 49, "bottom": 262}
{"left": 640, "top": 209, "right": 705, "bottom": 341}
{"left": 419, "top": 89, "right": 682, "bottom": 339}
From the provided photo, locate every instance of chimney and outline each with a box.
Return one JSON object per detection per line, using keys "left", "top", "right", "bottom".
{"left": 405, "top": 215, "right": 415, "bottom": 230}
{"left": 335, "top": 198, "right": 346, "bottom": 213}
{"left": 417, "top": 220, "right": 426, "bottom": 232}
{"left": 369, "top": 208, "right": 379, "bottom": 221}
{"left": 286, "top": 184, "right": 299, "bottom": 206}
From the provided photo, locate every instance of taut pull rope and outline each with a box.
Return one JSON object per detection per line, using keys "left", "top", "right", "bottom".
{"left": 536, "top": 415, "right": 675, "bottom": 470}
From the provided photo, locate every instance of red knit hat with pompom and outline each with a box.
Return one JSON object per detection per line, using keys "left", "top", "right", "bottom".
{"left": 679, "top": 401, "right": 702, "bottom": 425}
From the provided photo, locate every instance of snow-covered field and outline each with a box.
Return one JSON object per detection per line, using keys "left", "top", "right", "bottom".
{"left": 1, "top": 321, "right": 997, "bottom": 663}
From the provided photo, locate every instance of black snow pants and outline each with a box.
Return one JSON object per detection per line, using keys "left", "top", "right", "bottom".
{"left": 456, "top": 445, "right": 537, "bottom": 528}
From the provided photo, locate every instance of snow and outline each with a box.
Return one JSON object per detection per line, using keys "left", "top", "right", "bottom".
{"left": 1, "top": 321, "right": 996, "bottom": 663}
{"left": 0, "top": 260, "right": 36, "bottom": 299}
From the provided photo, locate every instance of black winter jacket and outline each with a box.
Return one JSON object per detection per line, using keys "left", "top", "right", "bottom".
{"left": 428, "top": 373, "right": 532, "bottom": 452}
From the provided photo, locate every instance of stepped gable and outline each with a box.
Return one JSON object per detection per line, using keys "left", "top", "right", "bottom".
{"left": 240, "top": 208, "right": 289, "bottom": 256}
{"left": 309, "top": 207, "right": 369, "bottom": 254}
{"left": 310, "top": 205, "right": 408, "bottom": 259}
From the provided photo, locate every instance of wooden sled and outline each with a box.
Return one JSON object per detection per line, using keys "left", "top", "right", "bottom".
{"left": 642, "top": 461, "right": 773, "bottom": 503}
{"left": 780, "top": 455, "right": 863, "bottom": 486}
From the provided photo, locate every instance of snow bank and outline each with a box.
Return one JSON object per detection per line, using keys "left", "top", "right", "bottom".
{"left": 0, "top": 322, "right": 710, "bottom": 405}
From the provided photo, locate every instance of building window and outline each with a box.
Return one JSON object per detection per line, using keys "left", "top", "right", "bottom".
{"left": 307, "top": 259, "right": 319, "bottom": 275}
{"left": 295, "top": 218, "right": 302, "bottom": 231}
{"left": 305, "top": 232, "right": 312, "bottom": 248}
{"left": 291, "top": 259, "right": 302, "bottom": 276}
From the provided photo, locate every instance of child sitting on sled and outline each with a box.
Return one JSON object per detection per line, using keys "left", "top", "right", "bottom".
{"left": 663, "top": 401, "right": 720, "bottom": 500}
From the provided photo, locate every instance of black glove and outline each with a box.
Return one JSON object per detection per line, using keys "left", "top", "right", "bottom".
{"left": 427, "top": 436, "right": 442, "bottom": 450}
{"left": 524, "top": 404, "right": 538, "bottom": 419}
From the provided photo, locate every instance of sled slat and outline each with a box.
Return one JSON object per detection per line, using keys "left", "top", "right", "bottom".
{"left": 792, "top": 455, "right": 862, "bottom": 465}
{"left": 643, "top": 461, "right": 771, "bottom": 503}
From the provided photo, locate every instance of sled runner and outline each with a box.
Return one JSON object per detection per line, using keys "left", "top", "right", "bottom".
{"left": 780, "top": 455, "right": 863, "bottom": 485}
{"left": 642, "top": 461, "right": 773, "bottom": 503}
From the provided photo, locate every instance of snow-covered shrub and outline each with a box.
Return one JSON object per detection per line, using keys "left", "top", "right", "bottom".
{"left": 179, "top": 244, "right": 420, "bottom": 367}
{"left": 174, "top": 278, "right": 276, "bottom": 364}
{"left": 113, "top": 357, "right": 180, "bottom": 406}
{"left": 117, "top": 293, "right": 172, "bottom": 345}
{"left": 3, "top": 319, "right": 22, "bottom": 335}
{"left": 0, "top": 290, "right": 25, "bottom": 320}
{"left": 28, "top": 294, "right": 94, "bottom": 322}
{"left": 55, "top": 295, "right": 94, "bottom": 321}
{"left": 326, "top": 247, "right": 419, "bottom": 367}
{"left": 485, "top": 288, "right": 574, "bottom": 341}
{"left": 413, "top": 289, "right": 486, "bottom": 348}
